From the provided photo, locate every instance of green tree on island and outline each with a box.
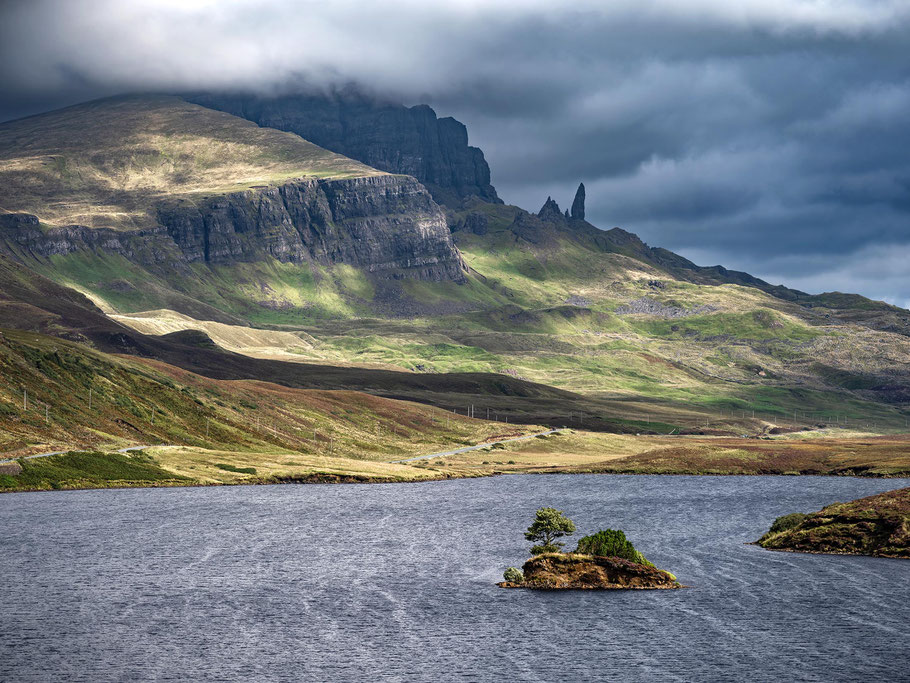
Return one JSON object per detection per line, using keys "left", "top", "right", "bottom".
{"left": 525, "top": 507, "right": 576, "bottom": 554}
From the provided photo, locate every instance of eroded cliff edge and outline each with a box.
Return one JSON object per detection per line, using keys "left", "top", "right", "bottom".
{"left": 187, "top": 92, "right": 500, "bottom": 206}
{"left": 0, "top": 174, "right": 465, "bottom": 283}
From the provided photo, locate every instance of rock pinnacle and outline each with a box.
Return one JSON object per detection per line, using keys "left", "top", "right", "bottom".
{"left": 570, "top": 182, "right": 585, "bottom": 220}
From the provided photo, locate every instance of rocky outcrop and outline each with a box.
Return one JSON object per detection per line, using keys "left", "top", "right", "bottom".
{"left": 0, "top": 175, "right": 465, "bottom": 282}
{"left": 187, "top": 92, "right": 500, "bottom": 206}
{"left": 615, "top": 297, "right": 717, "bottom": 318}
{"left": 537, "top": 197, "right": 565, "bottom": 223}
{"left": 756, "top": 487, "right": 910, "bottom": 558}
{"left": 571, "top": 183, "right": 586, "bottom": 220}
{"left": 449, "top": 211, "right": 489, "bottom": 236}
{"left": 500, "top": 553, "right": 680, "bottom": 590}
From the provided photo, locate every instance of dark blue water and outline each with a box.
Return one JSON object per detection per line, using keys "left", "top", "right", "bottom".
{"left": 1, "top": 475, "right": 909, "bottom": 682}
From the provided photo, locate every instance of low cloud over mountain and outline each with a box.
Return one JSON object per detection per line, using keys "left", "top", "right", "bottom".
{"left": 2, "top": 0, "right": 908, "bottom": 304}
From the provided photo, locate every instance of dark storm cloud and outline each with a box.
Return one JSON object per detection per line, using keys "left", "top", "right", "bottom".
{"left": 2, "top": 0, "right": 909, "bottom": 305}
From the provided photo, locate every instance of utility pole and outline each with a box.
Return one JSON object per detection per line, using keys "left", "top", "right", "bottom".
{"left": 23, "top": 389, "right": 27, "bottom": 411}
{"left": 45, "top": 404, "right": 49, "bottom": 423}
{"left": 206, "top": 418, "right": 210, "bottom": 440}
{"left": 88, "top": 388, "right": 92, "bottom": 411}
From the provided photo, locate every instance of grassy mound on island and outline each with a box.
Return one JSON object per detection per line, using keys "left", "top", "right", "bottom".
{"left": 501, "top": 508, "right": 680, "bottom": 589}
{"left": 756, "top": 487, "right": 910, "bottom": 558}
{"left": 516, "top": 553, "right": 680, "bottom": 590}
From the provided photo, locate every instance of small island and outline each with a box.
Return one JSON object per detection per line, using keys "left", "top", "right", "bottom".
{"left": 500, "top": 507, "right": 681, "bottom": 590}
{"left": 755, "top": 487, "right": 910, "bottom": 558}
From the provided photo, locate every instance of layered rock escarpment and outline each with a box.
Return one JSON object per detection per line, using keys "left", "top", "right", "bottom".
{"left": 756, "top": 487, "right": 910, "bottom": 558}
{"left": 500, "top": 553, "right": 680, "bottom": 590}
{"left": 0, "top": 175, "right": 465, "bottom": 282}
{"left": 187, "top": 92, "right": 500, "bottom": 206}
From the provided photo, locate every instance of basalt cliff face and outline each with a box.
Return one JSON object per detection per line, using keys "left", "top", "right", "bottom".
{"left": 188, "top": 92, "right": 500, "bottom": 206}
{"left": 0, "top": 175, "right": 465, "bottom": 282}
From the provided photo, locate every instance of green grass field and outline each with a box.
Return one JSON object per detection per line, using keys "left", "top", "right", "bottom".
{"left": 0, "top": 451, "right": 190, "bottom": 491}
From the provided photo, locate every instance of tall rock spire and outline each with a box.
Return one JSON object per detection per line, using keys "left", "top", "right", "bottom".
{"left": 570, "top": 182, "right": 585, "bottom": 220}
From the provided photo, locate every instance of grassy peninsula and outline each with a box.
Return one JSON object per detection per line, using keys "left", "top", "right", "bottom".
{"left": 756, "top": 487, "right": 910, "bottom": 558}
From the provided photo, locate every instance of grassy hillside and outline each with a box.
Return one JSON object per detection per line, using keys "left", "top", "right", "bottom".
{"left": 0, "top": 94, "right": 381, "bottom": 229}
{"left": 0, "top": 328, "right": 537, "bottom": 464}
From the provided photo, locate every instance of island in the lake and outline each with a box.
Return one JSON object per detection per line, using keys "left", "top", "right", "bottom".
{"left": 755, "top": 487, "right": 910, "bottom": 558}
{"left": 499, "top": 508, "right": 681, "bottom": 590}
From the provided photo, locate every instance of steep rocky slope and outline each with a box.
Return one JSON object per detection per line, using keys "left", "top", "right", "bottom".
{"left": 454, "top": 193, "right": 910, "bottom": 330}
{"left": 188, "top": 91, "right": 499, "bottom": 206}
{"left": 2, "top": 175, "right": 462, "bottom": 282}
{"left": 0, "top": 96, "right": 463, "bottom": 283}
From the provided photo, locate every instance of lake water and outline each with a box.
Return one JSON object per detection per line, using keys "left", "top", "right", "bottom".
{"left": 1, "top": 475, "right": 909, "bottom": 682}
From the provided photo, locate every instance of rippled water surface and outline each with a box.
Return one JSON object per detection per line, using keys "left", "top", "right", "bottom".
{"left": 2, "top": 475, "right": 909, "bottom": 681}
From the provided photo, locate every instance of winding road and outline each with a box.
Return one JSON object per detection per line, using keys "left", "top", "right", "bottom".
{"left": 388, "top": 429, "right": 566, "bottom": 463}
{"left": 1, "top": 430, "right": 566, "bottom": 467}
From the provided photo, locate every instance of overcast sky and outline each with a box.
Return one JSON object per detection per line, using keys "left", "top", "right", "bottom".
{"left": 2, "top": 0, "right": 909, "bottom": 305}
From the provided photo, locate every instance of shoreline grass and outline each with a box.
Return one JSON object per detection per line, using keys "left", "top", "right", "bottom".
{"left": 4, "top": 429, "right": 909, "bottom": 493}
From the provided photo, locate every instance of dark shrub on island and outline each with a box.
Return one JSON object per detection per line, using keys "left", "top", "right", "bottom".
{"left": 576, "top": 529, "right": 655, "bottom": 567}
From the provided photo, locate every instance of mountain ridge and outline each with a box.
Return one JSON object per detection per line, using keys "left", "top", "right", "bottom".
{"left": 187, "top": 91, "right": 500, "bottom": 206}
{"left": 0, "top": 93, "right": 907, "bottom": 438}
